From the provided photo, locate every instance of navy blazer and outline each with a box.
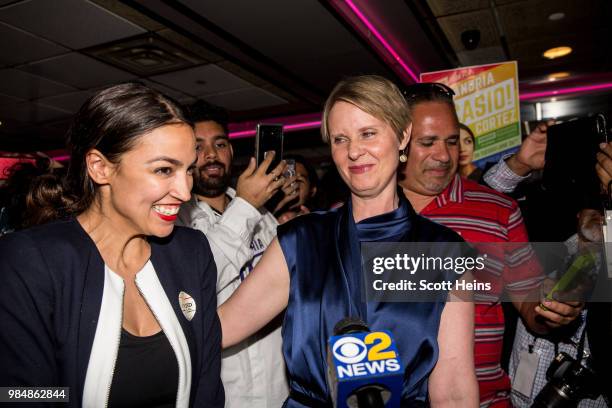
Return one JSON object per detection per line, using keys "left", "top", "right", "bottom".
{"left": 0, "top": 218, "right": 224, "bottom": 407}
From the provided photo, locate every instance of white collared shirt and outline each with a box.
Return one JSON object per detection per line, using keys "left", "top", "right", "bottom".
{"left": 178, "top": 188, "right": 288, "bottom": 408}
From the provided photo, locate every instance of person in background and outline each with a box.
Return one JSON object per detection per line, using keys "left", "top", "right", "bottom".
{"left": 219, "top": 75, "right": 478, "bottom": 407}
{"left": 482, "top": 120, "right": 551, "bottom": 193}
{"left": 485, "top": 125, "right": 610, "bottom": 407}
{"left": 0, "top": 83, "right": 224, "bottom": 407}
{"left": 399, "top": 82, "right": 582, "bottom": 408}
{"left": 458, "top": 123, "right": 483, "bottom": 182}
{"left": 0, "top": 158, "right": 65, "bottom": 235}
{"left": 177, "top": 100, "right": 291, "bottom": 408}
{"left": 275, "top": 154, "right": 318, "bottom": 224}
{"left": 313, "top": 165, "right": 350, "bottom": 210}
{"left": 283, "top": 154, "right": 318, "bottom": 210}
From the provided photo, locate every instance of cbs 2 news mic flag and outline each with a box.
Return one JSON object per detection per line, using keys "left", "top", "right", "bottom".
{"left": 327, "top": 330, "right": 403, "bottom": 407}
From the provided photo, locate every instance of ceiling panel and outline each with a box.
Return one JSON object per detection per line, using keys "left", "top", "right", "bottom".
{"left": 0, "top": 92, "right": 24, "bottom": 107}
{"left": 292, "top": 49, "right": 397, "bottom": 92}
{"left": 181, "top": 0, "right": 362, "bottom": 61}
{"left": 495, "top": 0, "right": 532, "bottom": 4}
{"left": 456, "top": 46, "right": 507, "bottom": 67}
{"left": 35, "top": 90, "right": 96, "bottom": 114}
{"left": 203, "top": 87, "right": 287, "bottom": 111}
{"left": 140, "top": 79, "right": 194, "bottom": 104}
{"left": 0, "top": 0, "right": 145, "bottom": 49}
{"left": 0, "top": 22, "right": 68, "bottom": 67}
{"left": 20, "top": 53, "right": 135, "bottom": 89}
{"left": 150, "top": 64, "right": 253, "bottom": 97}
{"left": 508, "top": 28, "right": 605, "bottom": 76}
{"left": 1, "top": 101, "right": 71, "bottom": 123}
{"left": 425, "top": 0, "right": 489, "bottom": 17}
{"left": 499, "top": 0, "right": 604, "bottom": 43}
{"left": 437, "top": 9, "right": 501, "bottom": 52}
{"left": 178, "top": 0, "right": 393, "bottom": 91}
{"left": 0, "top": 68, "right": 75, "bottom": 99}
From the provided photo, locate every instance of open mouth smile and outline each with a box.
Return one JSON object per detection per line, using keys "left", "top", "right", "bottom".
{"left": 153, "top": 205, "right": 180, "bottom": 221}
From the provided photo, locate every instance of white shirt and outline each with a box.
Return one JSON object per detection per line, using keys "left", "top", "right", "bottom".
{"left": 178, "top": 188, "right": 288, "bottom": 408}
{"left": 83, "top": 262, "right": 191, "bottom": 408}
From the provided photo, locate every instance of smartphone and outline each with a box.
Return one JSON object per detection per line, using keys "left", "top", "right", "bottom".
{"left": 543, "top": 114, "right": 608, "bottom": 195}
{"left": 255, "top": 123, "right": 284, "bottom": 174}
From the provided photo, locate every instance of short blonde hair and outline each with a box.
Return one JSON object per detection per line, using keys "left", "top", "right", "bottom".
{"left": 321, "top": 75, "right": 411, "bottom": 143}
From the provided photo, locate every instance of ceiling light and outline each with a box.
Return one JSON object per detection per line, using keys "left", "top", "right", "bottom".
{"left": 548, "top": 12, "right": 565, "bottom": 21}
{"left": 548, "top": 72, "right": 570, "bottom": 81}
{"left": 543, "top": 46, "right": 572, "bottom": 60}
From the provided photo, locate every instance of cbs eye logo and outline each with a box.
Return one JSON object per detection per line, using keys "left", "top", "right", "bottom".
{"left": 332, "top": 332, "right": 397, "bottom": 363}
{"left": 332, "top": 337, "right": 368, "bottom": 364}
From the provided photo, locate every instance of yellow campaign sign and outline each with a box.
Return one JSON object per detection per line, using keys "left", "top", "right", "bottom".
{"left": 421, "top": 61, "right": 521, "bottom": 161}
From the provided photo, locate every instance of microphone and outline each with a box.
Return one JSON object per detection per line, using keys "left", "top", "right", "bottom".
{"left": 327, "top": 318, "right": 403, "bottom": 408}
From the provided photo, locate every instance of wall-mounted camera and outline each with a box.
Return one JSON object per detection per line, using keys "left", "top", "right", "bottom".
{"left": 461, "top": 29, "right": 481, "bottom": 50}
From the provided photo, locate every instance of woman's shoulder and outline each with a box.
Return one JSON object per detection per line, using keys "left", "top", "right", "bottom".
{"left": 0, "top": 219, "right": 95, "bottom": 286}
{"left": 0, "top": 218, "right": 92, "bottom": 255}
{"left": 277, "top": 208, "right": 339, "bottom": 236}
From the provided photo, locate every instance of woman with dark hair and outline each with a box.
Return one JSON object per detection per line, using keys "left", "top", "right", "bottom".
{"left": 0, "top": 158, "right": 66, "bottom": 235}
{"left": 458, "top": 123, "right": 483, "bottom": 182}
{"left": 0, "top": 83, "right": 224, "bottom": 407}
{"left": 219, "top": 76, "right": 478, "bottom": 406}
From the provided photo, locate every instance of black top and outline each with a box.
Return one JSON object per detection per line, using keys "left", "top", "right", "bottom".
{"left": 108, "top": 329, "right": 179, "bottom": 408}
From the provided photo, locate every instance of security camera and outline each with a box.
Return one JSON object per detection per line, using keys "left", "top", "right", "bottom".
{"left": 461, "top": 29, "right": 481, "bottom": 50}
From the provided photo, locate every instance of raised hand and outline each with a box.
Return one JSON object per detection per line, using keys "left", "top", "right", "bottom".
{"left": 236, "top": 152, "right": 288, "bottom": 209}
{"left": 506, "top": 119, "right": 552, "bottom": 176}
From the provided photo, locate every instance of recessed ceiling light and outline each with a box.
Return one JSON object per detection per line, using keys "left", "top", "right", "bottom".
{"left": 548, "top": 12, "right": 565, "bottom": 21}
{"left": 543, "top": 46, "right": 572, "bottom": 60}
{"left": 548, "top": 72, "right": 570, "bottom": 81}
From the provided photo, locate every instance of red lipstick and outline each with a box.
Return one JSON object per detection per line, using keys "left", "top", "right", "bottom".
{"left": 156, "top": 213, "right": 178, "bottom": 222}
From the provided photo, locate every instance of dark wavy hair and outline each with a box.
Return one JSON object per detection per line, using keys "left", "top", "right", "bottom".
{"left": 61, "top": 82, "right": 192, "bottom": 215}
{"left": 187, "top": 100, "right": 229, "bottom": 134}
{"left": 18, "top": 82, "right": 192, "bottom": 223}
{"left": 0, "top": 159, "right": 68, "bottom": 231}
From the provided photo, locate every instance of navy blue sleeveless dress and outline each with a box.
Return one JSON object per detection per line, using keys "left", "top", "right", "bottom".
{"left": 277, "top": 194, "right": 464, "bottom": 407}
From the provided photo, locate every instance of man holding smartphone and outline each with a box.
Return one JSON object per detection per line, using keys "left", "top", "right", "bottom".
{"left": 399, "top": 83, "right": 583, "bottom": 407}
{"left": 483, "top": 119, "right": 612, "bottom": 406}
{"left": 178, "top": 101, "right": 295, "bottom": 407}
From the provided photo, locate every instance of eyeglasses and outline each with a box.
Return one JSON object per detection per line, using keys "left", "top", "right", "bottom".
{"left": 402, "top": 82, "right": 455, "bottom": 101}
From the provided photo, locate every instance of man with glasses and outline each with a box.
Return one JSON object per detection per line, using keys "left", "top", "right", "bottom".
{"left": 399, "top": 83, "right": 583, "bottom": 407}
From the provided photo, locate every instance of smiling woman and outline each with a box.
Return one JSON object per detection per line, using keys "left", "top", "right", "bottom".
{"left": 0, "top": 83, "right": 224, "bottom": 408}
{"left": 218, "top": 75, "right": 479, "bottom": 407}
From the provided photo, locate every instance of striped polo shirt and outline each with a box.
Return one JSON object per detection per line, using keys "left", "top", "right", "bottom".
{"left": 420, "top": 174, "right": 542, "bottom": 408}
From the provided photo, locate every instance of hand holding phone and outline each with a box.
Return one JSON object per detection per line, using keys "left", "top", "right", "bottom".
{"left": 255, "top": 124, "right": 284, "bottom": 174}
{"left": 236, "top": 154, "right": 288, "bottom": 209}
